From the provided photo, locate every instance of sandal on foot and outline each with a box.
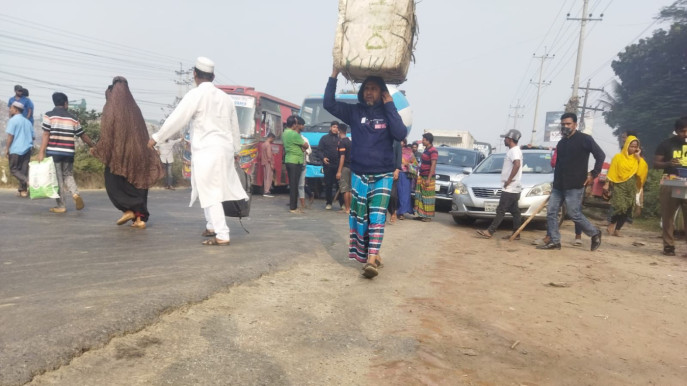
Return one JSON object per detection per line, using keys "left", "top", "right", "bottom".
{"left": 202, "top": 237, "right": 230, "bottom": 246}
{"left": 362, "top": 263, "right": 378, "bottom": 279}
{"left": 476, "top": 230, "right": 493, "bottom": 239}
{"left": 201, "top": 229, "right": 217, "bottom": 237}
{"left": 116, "top": 211, "right": 135, "bottom": 225}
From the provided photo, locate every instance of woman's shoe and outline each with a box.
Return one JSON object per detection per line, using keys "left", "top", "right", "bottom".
{"left": 130, "top": 217, "right": 146, "bottom": 229}
{"left": 116, "top": 211, "right": 136, "bottom": 225}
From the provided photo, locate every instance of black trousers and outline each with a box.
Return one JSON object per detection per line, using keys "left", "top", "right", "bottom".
{"left": 487, "top": 191, "right": 521, "bottom": 234}
{"left": 611, "top": 207, "right": 633, "bottom": 231}
{"left": 9, "top": 152, "right": 30, "bottom": 192}
{"left": 323, "top": 165, "right": 343, "bottom": 206}
{"left": 286, "top": 163, "right": 302, "bottom": 210}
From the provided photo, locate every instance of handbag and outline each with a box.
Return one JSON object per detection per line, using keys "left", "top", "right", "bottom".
{"left": 222, "top": 162, "right": 252, "bottom": 218}
{"left": 28, "top": 157, "right": 60, "bottom": 199}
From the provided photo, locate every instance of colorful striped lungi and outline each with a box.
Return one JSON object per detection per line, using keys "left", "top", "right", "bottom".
{"left": 349, "top": 172, "right": 393, "bottom": 263}
{"left": 415, "top": 177, "right": 436, "bottom": 218}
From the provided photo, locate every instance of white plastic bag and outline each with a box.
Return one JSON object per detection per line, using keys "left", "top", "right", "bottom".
{"left": 28, "top": 157, "right": 60, "bottom": 199}
{"left": 333, "top": 0, "right": 417, "bottom": 84}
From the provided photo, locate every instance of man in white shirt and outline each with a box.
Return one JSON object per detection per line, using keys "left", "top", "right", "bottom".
{"left": 477, "top": 129, "right": 523, "bottom": 239}
{"left": 157, "top": 137, "right": 181, "bottom": 190}
{"left": 148, "top": 57, "right": 248, "bottom": 246}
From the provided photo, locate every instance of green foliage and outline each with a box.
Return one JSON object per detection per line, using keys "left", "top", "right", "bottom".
{"left": 639, "top": 169, "right": 663, "bottom": 219}
{"left": 70, "top": 107, "right": 102, "bottom": 142}
{"left": 659, "top": 0, "right": 687, "bottom": 22}
{"left": 604, "top": 2, "right": 687, "bottom": 163}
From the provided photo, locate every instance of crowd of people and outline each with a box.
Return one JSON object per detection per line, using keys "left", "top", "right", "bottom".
{"left": 4, "top": 58, "right": 687, "bottom": 279}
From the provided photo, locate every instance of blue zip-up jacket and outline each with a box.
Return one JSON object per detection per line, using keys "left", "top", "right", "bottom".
{"left": 323, "top": 77, "right": 407, "bottom": 174}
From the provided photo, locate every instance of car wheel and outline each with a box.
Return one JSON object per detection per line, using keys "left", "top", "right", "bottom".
{"left": 453, "top": 215, "right": 476, "bottom": 225}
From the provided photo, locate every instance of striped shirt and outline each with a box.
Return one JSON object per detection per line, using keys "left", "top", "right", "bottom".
{"left": 42, "top": 107, "right": 83, "bottom": 158}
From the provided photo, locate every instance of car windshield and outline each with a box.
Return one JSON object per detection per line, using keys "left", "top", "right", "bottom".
{"left": 436, "top": 148, "right": 478, "bottom": 167}
{"left": 473, "top": 152, "right": 553, "bottom": 174}
{"left": 301, "top": 97, "right": 357, "bottom": 133}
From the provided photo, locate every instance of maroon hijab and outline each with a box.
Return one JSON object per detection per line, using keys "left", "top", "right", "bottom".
{"left": 93, "top": 76, "right": 163, "bottom": 189}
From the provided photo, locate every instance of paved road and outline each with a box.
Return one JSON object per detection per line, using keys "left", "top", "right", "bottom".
{"left": 0, "top": 188, "right": 352, "bottom": 386}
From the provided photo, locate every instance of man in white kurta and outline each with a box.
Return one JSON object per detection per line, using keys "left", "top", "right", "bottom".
{"left": 148, "top": 57, "right": 248, "bottom": 246}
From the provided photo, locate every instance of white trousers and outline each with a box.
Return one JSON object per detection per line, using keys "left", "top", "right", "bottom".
{"left": 204, "top": 203, "right": 229, "bottom": 241}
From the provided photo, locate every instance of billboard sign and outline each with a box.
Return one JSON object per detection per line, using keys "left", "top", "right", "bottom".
{"left": 544, "top": 111, "right": 564, "bottom": 143}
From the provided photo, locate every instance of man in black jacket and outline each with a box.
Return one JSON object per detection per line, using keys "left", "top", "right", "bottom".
{"left": 537, "top": 112, "right": 605, "bottom": 251}
{"left": 320, "top": 121, "right": 344, "bottom": 209}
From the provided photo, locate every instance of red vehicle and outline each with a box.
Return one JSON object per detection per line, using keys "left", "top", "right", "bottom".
{"left": 217, "top": 86, "right": 300, "bottom": 191}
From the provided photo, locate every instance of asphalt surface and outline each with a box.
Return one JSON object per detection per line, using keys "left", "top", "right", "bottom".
{"left": 0, "top": 188, "right": 350, "bottom": 386}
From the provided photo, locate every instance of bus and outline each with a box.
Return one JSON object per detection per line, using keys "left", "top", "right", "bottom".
{"left": 217, "top": 86, "right": 300, "bottom": 191}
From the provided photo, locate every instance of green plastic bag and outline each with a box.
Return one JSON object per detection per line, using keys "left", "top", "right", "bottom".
{"left": 29, "top": 157, "right": 60, "bottom": 199}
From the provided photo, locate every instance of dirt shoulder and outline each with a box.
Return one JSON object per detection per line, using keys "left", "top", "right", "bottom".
{"left": 28, "top": 215, "right": 687, "bottom": 385}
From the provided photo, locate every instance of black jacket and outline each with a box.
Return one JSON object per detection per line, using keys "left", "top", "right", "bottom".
{"left": 319, "top": 132, "right": 340, "bottom": 168}
{"left": 553, "top": 131, "right": 605, "bottom": 190}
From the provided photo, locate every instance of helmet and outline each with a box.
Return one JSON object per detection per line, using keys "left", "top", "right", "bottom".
{"left": 503, "top": 129, "right": 522, "bottom": 143}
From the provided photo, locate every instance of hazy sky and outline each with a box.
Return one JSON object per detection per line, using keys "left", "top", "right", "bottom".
{"left": 0, "top": 0, "right": 675, "bottom": 159}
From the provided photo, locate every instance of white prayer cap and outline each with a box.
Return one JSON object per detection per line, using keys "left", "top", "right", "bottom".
{"left": 11, "top": 101, "right": 24, "bottom": 109}
{"left": 195, "top": 57, "right": 215, "bottom": 73}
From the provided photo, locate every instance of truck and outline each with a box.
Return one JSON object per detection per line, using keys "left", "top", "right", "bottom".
{"left": 425, "top": 130, "right": 475, "bottom": 149}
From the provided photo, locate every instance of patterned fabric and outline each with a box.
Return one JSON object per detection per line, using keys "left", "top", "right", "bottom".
{"left": 415, "top": 177, "right": 436, "bottom": 218}
{"left": 42, "top": 107, "right": 83, "bottom": 158}
{"left": 349, "top": 172, "right": 393, "bottom": 263}
{"left": 419, "top": 146, "right": 438, "bottom": 176}
{"left": 610, "top": 177, "right": 637, "bottom": 216}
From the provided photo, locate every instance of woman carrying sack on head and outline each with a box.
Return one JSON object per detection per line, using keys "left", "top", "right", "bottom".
{"left": 603, "top": 135, "right": 648, "bottom": 237}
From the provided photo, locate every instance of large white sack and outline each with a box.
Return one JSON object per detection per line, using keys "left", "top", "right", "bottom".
{"left": 333, "top": 0, "right": 417, "bottom": 84}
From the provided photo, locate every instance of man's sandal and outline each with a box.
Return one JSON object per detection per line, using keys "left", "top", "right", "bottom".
{"left": 362, "top": 263, "right": 378, "bottom": 279}
{"left": 201, "top": 229, "right": 217, "bottom": 237}
{"left": 476, "top": 230, "right": 493, "bottom": 239}
{"left": 201, "top": 237, "right": 230, "bottom": 246}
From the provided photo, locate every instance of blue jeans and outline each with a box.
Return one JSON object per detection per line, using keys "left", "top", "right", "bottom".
{"left": 547, "top": 188, "right": 599, "bottom": 244}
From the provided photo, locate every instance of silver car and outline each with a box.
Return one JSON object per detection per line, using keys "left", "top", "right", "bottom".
{"left": 450, "top": 149, "right": 554, "bottom": 225}
{"left": 433, "top": 147, "right": 485, "bottom": 206}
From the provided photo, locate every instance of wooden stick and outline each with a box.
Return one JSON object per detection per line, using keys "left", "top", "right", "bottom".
{"left": 509, "top": 196, "right": 550, "bottom": 241}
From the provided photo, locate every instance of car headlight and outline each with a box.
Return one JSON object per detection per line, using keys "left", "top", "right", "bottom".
{"left": 451, "top": 174, "right": 466, "bottom": 183}
{"left": 454, "top": 182, "right": 468, "bottom": 195}
{"left": 527, "top": 182, "right": 552, "bottom": 197}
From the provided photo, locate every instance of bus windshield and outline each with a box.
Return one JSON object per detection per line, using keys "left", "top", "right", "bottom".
{"left": 301, "top": 97, "right": 357, "bottom": 132}
{"left": 229, "top": 94, "right": 256, "bottom": 138}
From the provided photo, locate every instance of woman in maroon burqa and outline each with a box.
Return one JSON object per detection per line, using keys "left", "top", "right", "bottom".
{"left": 92, "top": 77, "right": 163, "bottom": 229}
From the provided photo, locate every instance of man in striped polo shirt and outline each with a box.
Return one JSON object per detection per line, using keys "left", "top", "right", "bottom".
{"left": 38, "top": 92, "right": 95, "bottom": 213}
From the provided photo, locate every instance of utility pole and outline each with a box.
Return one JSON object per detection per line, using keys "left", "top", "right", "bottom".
{"left": 530, "top": 51, "right": 553, "bottom": 145}
{"left": 566, "top": 0, "right": 603, "bottom": 113}
{"left": 577, "top": 79, "right": 605, "bottom": 133}
{"left": 174, "top": 62, "right": 194, "bottom": 102}
{"left": 509, "top": 100, "right": 525, "bottom": 130}
{"left": 160, "top": 63, "right": 194, "bottom": 125}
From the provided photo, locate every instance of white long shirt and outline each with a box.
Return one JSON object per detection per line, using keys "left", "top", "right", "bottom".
{"left": 152, "top": 82, "right": 248, "bottom": 208}
{"left": 157, "top": 138, "right": 181, "bottom": 164}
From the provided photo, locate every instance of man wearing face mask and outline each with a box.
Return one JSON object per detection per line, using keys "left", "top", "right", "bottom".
{"left": 653, "top": 117, "right": 687, "bottom": 256}
{"left": 537, "top": 112, "right": 605, "bottom": 251}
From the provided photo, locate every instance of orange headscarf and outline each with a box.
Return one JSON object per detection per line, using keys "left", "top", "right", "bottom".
{"left": 606, "top": 135, "right": 648, "bottom": 189}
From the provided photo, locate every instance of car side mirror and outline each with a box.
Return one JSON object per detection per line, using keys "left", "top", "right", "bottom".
{"left": 462, "top": 167, "right": 473, "bottom": 175}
